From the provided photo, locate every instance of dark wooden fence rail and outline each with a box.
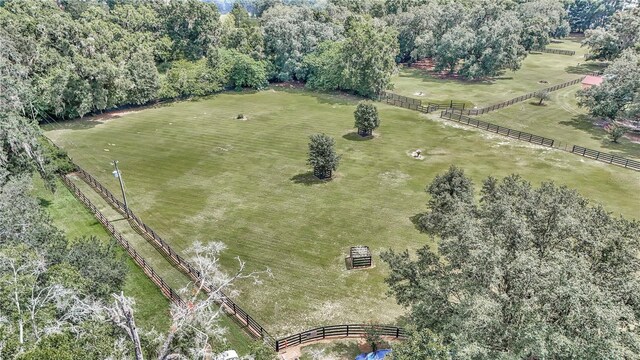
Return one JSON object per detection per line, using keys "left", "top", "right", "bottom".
{"left": 571, "top": 146, "right": 640, "bottom": 170}
{"left": 440, "top": 110, "right": 555, "bottom": 147}
{"left": 453, "top": 77, "right": 584, "bottom": 116}
{"left": 440, "top": 110, "right": 640, "bottom": 171}
{"left": 72, "top": 167, "right": 275, "bottom": 345}
{"left": 530, "top": 47, "right": 576, "bottom": 56}
{"left": 275, "top": 324, "right": 407, "bottom": 352}
{"left": 378, "top": 92, "right": 465, "bottom": 113}
{"left": 59, "top": 175, "right": 185, "bottom": 306}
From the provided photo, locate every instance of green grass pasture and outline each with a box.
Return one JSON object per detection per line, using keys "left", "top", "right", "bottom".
{"left": 45, "top": 89, "right": 639, "bottom": 336}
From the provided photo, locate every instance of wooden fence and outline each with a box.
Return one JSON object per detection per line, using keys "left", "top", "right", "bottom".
{"left": 530, "top": 47, "right": 576, "bottom": 56}
{"left": 440, "top": 110, "right": 640, "bottom": 171}
{"left": 454, "top": 77, "right": 584, "bottom": 116}
{"left": 72, "top": 167, "right": 275, "bottom": 345}
{"left": 571, "top": 146, "right": 640, "bottom": 170}
{"left": 440, "top": 110, "right": 555, "bottom": 147}
{"left": 378, "top": 92, "right": 465, "bottom": 113}
{"left": 275, "top": 324, "right": 407, "bottom": 351}
{"left": 59, "top": 175, "right": 185, "bottom": 306}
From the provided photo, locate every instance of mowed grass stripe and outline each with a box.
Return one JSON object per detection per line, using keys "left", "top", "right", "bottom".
{"left": 47, "top": 90, "right": 640, "bottom": 336}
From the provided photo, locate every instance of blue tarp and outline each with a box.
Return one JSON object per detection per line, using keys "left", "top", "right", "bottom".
{"left": 355, "top": 349, "right": 392, "bottom": 360}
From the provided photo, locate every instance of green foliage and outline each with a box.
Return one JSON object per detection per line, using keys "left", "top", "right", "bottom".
{"left": 607, "top": 123, "right": 627, "bottom": 143}
{"left": 341, "top": 16, "right": 399, "bottom": 97}
{"left": 40, "top": 138, "right": 76, "bottom": 175}
{"left": 261, "top": 4, "right": 341, "bottom": 81}
{"left": 583, "top": 8, "right": 640, "bottom": 61}
{"left": 307, "top": 133, "right": 340, "bottom": 173}
{"left": 160, "top": 59, "right": 225, "bottom": 98}
{"left": 383, "top": 172, "right": 640, "bottom": 358}
{"left": 229, "top": 52, "right": 269, "bottom": 90}
{"left": 392, "top": 328, "right": 450, "bottom": 360}
{"left": 388, "top": 1, "right": 525, "bottom": 79}
{"left": 300, "top": 41, "right": 344, "bottom": 90}
{"left": 66, "top": 237, "right": 128, "bottom": 299}
{"left": 248, "top": 340, "right": 278, "bottom": 360}
{"left": 535, "top": 90, "right": 550, "bottom": 105}
{"left": 518, "top": 0, "right": 569, "bottom": 50}
{"left": 578, "top": 49, "right": 640, "bottom": 120}
{"left": 353, "top": 102, "right": 380, "bottom": 132}
{"left": 568, "top": 0, "right": 626, "bottom": 33}
{"left": 364, "top": 325, "right": 385, "bottom": 353}
{"left": 414, "top": 165, "right": 474, "bottom": 236}
{"left": 159, "top": 0, "right": 221, "bottom": 61}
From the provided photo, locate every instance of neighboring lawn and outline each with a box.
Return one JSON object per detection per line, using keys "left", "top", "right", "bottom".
{"left": 31, "top": 177, "right": 172, "bottom": 332}
{"left": 45, "top": 89, "right": 640, "bottom": 336}
{"left": 476, "top": 85, "right": 640, "bottom": 161}
{"left": 390, "top": 36, "right": 605, "bottom": 107}
{"left": 32, "top": 177, "right": 254, "bottom": 354}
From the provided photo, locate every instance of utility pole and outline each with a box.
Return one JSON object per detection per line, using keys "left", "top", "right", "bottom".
{"left": 112, "top": 160, "right": 128, "bottom": 214}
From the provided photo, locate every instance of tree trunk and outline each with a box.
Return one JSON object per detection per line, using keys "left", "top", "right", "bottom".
{"left": 125, "top": 308, "right": 144, "bottom": 360}
{"left": 538, "top": 98, "right": 543, "bottom": 105}
{"left": 157, "top": 331, "right": 177, "bottom": 360}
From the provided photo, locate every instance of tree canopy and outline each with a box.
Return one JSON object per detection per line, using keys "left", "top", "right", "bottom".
{"left": 307, "top": 133, "right": 340, "bottom": 174}
{"left": 383, "top": 167, "right": 640, "bottom": 359}
{"left": 578, "top": 49, "right": 640, "bottom": 121}
{"left": 354, "top": 102, "right": 380, "bottom": 133}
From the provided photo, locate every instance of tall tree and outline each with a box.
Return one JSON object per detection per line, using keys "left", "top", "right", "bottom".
{"left": 307, "top": 133, "right": 340, "bottom": 179}
{"left": 583, "top": 7, "right": 640, "bottom": 61}
{"left": 261, "top": 4, "right": 341, "bottom": 81}
{"left": 340, "top": 16, "right": 398, "bottom": 97}
{"left": 353, "top": 101, "right": 380, "bottom": 136}
{"left": 578, "top": 49, "right": 640, "bottom": 121}
{"left": 383, "top": 172, "right": 640, "bottom": 358}
{"left": 158, "top": 0, "right": 222, "bottom": 61}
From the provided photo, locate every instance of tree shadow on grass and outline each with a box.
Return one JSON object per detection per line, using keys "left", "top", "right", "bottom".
{"left": 559, "top": 115, "right": 640, "bottom": 160}
{"left": 342, "top": 132, "right": 373, "bottom": 141}
{"left": 565, "top": 62, "right": 607, "bottom": 75}
{"left": 290, "top": 172, "right": 330, "bottom": 186}
{"left": 37, "top": 197, "right": 52, "bottom": 208}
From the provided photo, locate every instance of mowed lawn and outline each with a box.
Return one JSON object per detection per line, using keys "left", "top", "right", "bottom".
{"left": 45, "top": 89, "right": 640, "bottom": 336}
{"left": 477, "top": 85, "right": 640, "bottom": 161}
{"left": 391, "top": 35, "right": 605, "bottom": 107}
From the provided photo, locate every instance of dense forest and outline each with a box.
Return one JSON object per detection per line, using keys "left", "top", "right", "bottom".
{"left": 1, "top": 0, "right": 634, "bottom": 121}
{"left": 0, "top": 0, "right": 639, "bottom": 359}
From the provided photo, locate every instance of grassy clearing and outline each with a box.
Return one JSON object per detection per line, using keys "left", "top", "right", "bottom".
{"left": 476, "top": 85, "right": 640, "bottom": 161}
{"left": 45, "top": 89, "right": 639, "bottom": 336}
{"left": 390, "top": 36, "right": 605, "bottom": 106}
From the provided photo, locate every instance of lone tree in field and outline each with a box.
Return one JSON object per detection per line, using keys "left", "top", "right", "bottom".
{"left": 354, "top": 101, "right": 380, "bottom": 137}
{"left": 608, "top": 122, "right": 627, "bottom": 143}
{"left": 382, "top": 167, "right": 640, "bottom": 358}
{"left": 307, "top": 133, "right": 340, "bottom": 179}
{"left": 534, "top": 90, "right": 550, "bottom": 105}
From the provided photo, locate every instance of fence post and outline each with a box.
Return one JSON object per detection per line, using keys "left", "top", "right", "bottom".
{"left": 396, "top": 327, "right": 400, "bottom": 338}
{"left": 322, "top": 327, "right": 326, "bottom": 339}
{"left": 346, "top": 325, "right": 349, "bottom": 337}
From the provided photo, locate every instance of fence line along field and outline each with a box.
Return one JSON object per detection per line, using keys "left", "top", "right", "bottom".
{"left": 45, "top": 90, "right": 640, "bottom": 336}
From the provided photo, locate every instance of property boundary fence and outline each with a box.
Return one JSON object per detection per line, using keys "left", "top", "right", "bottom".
{"left": 72, "top": 167, "right": 275, "bottom": 345}
{"left": 440, "top": 110, "right": 555, "bottom": 147}
{"left": 530, "top": 47, "right": 576, "bottom": 56}
{"left": 440, "top": 110, "right": 640, "bottom": 171}
{"left": 378, "top": 92, "right": 465, "bottom": 113}
{"left": 275, "top": 324, "right": 407, "bottom": 351}
{"left": 453, "top": 77, "right": 584, "bottom": 116}
{"left": 59, "top": 174, "right": 185, "bottom": 306}
{"left": 571, "top": 146, "right": 640, "bottom": 170}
